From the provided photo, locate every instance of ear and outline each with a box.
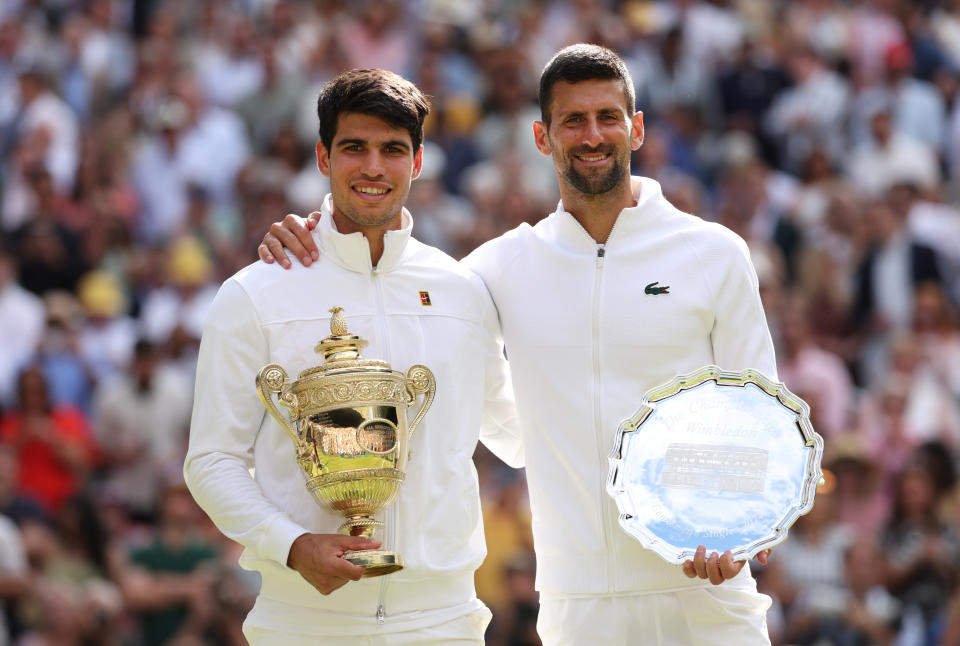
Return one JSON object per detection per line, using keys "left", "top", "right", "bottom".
{"left": 630, "top": 111, "right": 645, "bottom": 151}
{"left": 411, "top": 145, "right": 423, "bottom": 180}
{"left": 316, "top": 141, "right": 331, "bottom": 178}
{"left": 533, "top": 121, "right": 552, "bottom": 157}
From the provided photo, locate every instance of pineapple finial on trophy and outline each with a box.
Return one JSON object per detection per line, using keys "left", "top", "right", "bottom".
{"left": 315, "top": 307, "right": 366, "bottom": 362}
{"left": 329, "top": 306, "right": 348, "bottom": 336}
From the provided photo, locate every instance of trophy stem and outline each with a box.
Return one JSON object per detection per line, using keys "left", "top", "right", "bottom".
{"left": 340, "top": 516, "right": 383, "bottom": 538}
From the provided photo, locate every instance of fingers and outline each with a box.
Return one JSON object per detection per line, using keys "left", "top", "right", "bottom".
{"left": 756, "top": 549, "right": 771, "bottom": 566}
{"left": 323, "top": 550, "right": 367, "bottom": 583}
{"left": 257, "top": 240, "right": 284, "bottom": 266}
{"left": 258, "top": 213, "right": 321, "bottom": 269}
{"left": 718, "top": 550, "right": 743, "bottom": 581}
{"left": 313, "top": 536, "right": 382, "bottom": 589}
{"left": 683, "top": 546, "right": 744, "bottom": 585}
{"left": 281, "top": 213, "right": 319, "bottom": 262}
{"left": 694, "top": 545, "right": 709, "bottom": 580}
{"left": 268, "top": 220, "right": 312, "bottom": 267}
{"left": 340, "top": 535, "right": 381, "bottom": 552}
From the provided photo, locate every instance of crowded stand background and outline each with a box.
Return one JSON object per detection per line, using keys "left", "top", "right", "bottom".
{"left": 1, "top": 0, "right": 959, "bottom": 644}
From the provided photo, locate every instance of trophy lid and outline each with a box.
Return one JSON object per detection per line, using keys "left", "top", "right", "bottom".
{"left": 298, "top": 307, "right": 390, "bottom": 378}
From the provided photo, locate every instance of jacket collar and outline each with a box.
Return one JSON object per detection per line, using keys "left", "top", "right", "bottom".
{"left": 548, "top": 176, "right": 664, "bottom": 250}
{"left": 315, "top": 194, "right": 413, "bottom": 274}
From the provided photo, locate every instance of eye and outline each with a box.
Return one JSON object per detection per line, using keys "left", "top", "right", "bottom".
{"left": 564, "top": 116, "right": 582, "bottom": 125}
{"left": 343, "top": 144, "right": 363, "bottom": 152}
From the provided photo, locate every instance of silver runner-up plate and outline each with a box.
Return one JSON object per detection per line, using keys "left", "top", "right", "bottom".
{"left": 606, "top": 366, "right": 824, "bottom": 565}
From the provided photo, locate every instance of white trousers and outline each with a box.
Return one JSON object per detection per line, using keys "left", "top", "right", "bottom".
{"left": 537, "top": 586, "right": 772, "bottom": 646}
{"left": 242, "top": 607, "right": 491, "bottom": 645}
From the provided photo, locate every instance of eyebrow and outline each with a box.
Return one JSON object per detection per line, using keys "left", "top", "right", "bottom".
{"left": 336, "top": 138, "right": 411, "bottom": 151}
{"left": 559, "top": 107, "right": 624, "bottom": 120}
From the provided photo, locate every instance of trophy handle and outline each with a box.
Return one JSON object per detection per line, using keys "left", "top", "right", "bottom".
{"left": 256, "top": 365, "right": 300, "bottom": 447}
{"left": 404, "top": 365, "right": 436, "bottom": 438}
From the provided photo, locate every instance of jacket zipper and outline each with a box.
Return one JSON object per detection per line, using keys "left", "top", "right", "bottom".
{"left": 593, "top": 209, "right": 627, "bottom": 591}
{"left": 371, "top": 267, "right": 394, "bottom": 623}
{"left": 592, "top": 243, "right": 615, "bottom": 590}
{"left": 372, "top": 269, "right": 392, "bottom": 363}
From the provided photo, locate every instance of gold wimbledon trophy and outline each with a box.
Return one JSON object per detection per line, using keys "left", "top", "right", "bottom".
{"left": 256, "top": 307, "right": 435, "bottom": 577}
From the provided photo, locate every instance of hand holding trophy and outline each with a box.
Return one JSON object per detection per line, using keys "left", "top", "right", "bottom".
{"left": 256, "top": 307, "right": 435, "bottom": 577}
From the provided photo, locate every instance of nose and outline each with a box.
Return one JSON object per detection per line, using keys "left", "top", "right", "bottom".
{"left": 360, "top": 150, "right": 385, "bottom": 177}
{"left": 581, "top": 117, "right": 602, "bottom": 148}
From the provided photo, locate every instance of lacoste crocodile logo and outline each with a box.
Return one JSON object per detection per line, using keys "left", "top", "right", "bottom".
{"left": 645, "top": 281, "right": 670, "bottom": 295}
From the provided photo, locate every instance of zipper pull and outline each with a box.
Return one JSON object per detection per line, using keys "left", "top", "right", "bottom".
{"left": 377, "top": 604, "right": 385, "bottom": 624}
{"left": 597, "top": 245, "right": 605, "bottom": 258}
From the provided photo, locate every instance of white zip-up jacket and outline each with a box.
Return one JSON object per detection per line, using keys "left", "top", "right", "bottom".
{"left": 184, "top": 196, "right": 522, "bottom": 636}
{"left": 463, "top": 177, "right": 777, "bottom": 596}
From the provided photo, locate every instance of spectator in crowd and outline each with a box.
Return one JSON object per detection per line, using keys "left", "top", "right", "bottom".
{"left": 850, "top": 42, "right": 946, "bottom": 152}
{"left": 138, "top": 236, "right": 218, "bottom": 359}
{"left": 828, "top": 433, "right": 890, "bottom": 536}
{"left": 115, "top": 484, "right": 220, "bottom": 646}
{"left": 0, "top": 366, "right": 95, "bottom": 514}
{"left": 846, "top": 108, "right": 940, "bottom": 197}
{"left": 8, "top": 65, "right": 79, "bottom": 196}
{"left": 75, "top": 269, "right": 137, "bottom": 384}
{"left": 882, "top": 454, "right": 960, "bottom": 644}
{"left": 765, "top": 45, "right": 850, "bottom": 175}
{"left": 765, "top": 481, "right": 854, "bottom": 645}
{"left": 851, "top": 194, "right": 942, "bottom": 386}
{"left": 93, "top": 339, "right": 193, "bottom": 519}
{"left": 776, "top": 295, "right": 855, "bottom": 438}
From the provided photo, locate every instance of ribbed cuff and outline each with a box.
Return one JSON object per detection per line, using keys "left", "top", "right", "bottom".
{"left": 260, "top": 513, "right": 309, "bottom": 567}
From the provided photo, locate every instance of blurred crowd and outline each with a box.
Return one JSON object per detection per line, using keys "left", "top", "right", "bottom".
{"left": 0, "top": 0, "right": 959, "bottom": 645}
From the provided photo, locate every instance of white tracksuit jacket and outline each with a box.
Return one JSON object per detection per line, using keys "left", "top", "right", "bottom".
{"left": 184, "top": 196, "right": 522, "bottom": 636}
{"left": 463, "top": 177, "right": 777, "bottom": 597}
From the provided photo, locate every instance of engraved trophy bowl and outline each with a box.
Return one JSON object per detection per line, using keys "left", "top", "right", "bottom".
{"left": 256, "top": 307, "right": 436, "bottom": 577}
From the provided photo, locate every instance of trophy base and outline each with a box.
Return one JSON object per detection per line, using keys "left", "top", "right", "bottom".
{"left": 344, "top": 549, "right": 404, "bottom": 577}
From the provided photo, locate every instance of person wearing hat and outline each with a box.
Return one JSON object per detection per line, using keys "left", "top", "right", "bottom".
{"left": 76, "top": 270, "right": 137, "bottom": 383}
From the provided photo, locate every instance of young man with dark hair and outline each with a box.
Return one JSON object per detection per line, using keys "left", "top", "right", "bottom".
{"left": 261, "top": 47, "right": 778, "bottom": 645}
{"left": 186, "top": 68, "right": 521, "bottom": 645}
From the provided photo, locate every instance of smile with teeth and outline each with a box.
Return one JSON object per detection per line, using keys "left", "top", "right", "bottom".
{"left": 354, "top": 186, "right": 390, "bottom": 195}
{"left": 576, "top": 153, "right": 610, "bottom": 162}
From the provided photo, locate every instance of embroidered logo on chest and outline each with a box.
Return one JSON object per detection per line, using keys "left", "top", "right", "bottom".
{"left": 419, "top": 291, "right": 432, "bottom": 306}
{"left": 645, "top": 281, "right": 670, "bottom": 295}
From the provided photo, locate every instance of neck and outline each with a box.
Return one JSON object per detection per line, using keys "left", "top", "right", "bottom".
{"left": 331, "top": 209, "right": 403, "bottom": 267}
{"left": 560, "top": 176, "right": 637, "bottom": 244}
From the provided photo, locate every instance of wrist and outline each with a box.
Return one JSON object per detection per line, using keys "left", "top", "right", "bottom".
{"left": 286, "top": 532, "right": 311, "bottom": 569}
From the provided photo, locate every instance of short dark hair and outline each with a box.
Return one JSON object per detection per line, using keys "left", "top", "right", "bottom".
{"left": 538, "top": 44, "right": 636, "bottom": 125}
{"left": 316, "top": 68, "right": 430, "bottom": 152}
